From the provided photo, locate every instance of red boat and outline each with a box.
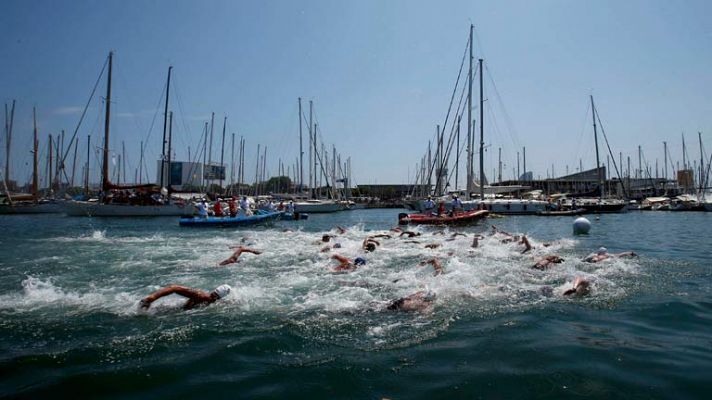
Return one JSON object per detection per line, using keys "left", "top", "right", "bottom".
{"left": 398, "top": 210, "right": 489, "bottom": 225}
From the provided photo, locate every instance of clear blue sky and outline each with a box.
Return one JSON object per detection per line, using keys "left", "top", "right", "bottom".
{"left": 2, "top": 0, "right": 711, "bottom": 188}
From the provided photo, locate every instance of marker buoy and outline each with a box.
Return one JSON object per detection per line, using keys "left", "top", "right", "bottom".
{"left": 573, "top": 217, "right": 591, "bottom": 235}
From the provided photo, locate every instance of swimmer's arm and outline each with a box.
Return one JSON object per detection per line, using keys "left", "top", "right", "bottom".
{"left": 331, "top": 254, "right": 350, "bottom": 265}
{"left": 140, "top": 285, "right": 210, "bottom": 308}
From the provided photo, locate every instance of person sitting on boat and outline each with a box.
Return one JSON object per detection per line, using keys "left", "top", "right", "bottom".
{"left": 219, "top": 246, "right": 263, "bottom": 266}
{"left": 531, "top": 255, "right": 564, "bottom": 270}
{"left": 278, "top": 201, "right": 285, "bottom": 211}
{"left": 424, "top": 196, "right": 435, "bottom": 213}
{"left": 240, "top": 196, "right": 250, "bottom": 212}
{"left": 583, "top": 247, "right": 637, "bottom": 263}
{"left": 287, "top": 200, "right": 295, "bottom": 214}
{"left": 227, "top": 198, "right": 238, "bottom": 217}
{"left": 267, "top": 200, "right": 276, "bottom": 212}
{"left": 330, "top": 254, "right": 366, "bottom": 272}
{"left": 196, "top": 200, "right": 209, "bottom": 218}
{"left": 563, "top": 276, "right": 591, "bottom": 297}
{"left": 437, "top": 202, "right": 446, "bottom": 216}
{"left": 450, "top": 194, "right": 463, "bottom": 215}
{"left": 387, "top": 290, "right": 436, "bottom": 312}
{"left": 213, "top": 199, "right": 224, "bottom": 217}
{"left": 419, "top": 258, "right": 444, "bottom": 276}
{"left": 140, "top": 284, "right": 231, "bottom": 310}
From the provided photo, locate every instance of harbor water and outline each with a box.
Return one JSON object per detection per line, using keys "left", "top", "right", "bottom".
{"left": 1, "top": 209, "right": 711, "bottom": 398}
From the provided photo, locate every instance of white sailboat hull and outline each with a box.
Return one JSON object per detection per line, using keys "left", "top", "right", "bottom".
{"left": 294, "top": 200, "right": 343, "bottom": 213}
{"left": 64, "top": 201, "right": 194, "bottom": 217}
{"left": 409, "top": 198, "right": 548, "bottom": 215}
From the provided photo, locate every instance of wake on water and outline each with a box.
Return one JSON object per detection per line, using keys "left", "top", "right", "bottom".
{"left": 1, "top": 224, "right": 644, "bottom": 349}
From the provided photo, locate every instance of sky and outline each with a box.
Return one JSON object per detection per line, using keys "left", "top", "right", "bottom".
{"left": 1, "top": 0, "right": 712, "bottom": 188}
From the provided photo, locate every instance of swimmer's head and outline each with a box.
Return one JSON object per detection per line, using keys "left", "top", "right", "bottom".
{"left": 212, "top": 284, "right": 232, "bottom": 299}
{"left": 365, "top": 242, "right": 376, "bottom": 252}
{"left": 354, "top": 257, "right": 367, "bottom": 266}
{"left": 333, "top": 243, "right": 342, "bottom": 248}
{"left": 597, "top": 247, "right": 607, "bottom": 255}
{"left": 322, "top": 234, "right": 331, "bottom": 242}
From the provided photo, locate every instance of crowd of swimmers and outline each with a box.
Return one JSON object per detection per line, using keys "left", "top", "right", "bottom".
{"left": 140, "top": 223, "right": 638, "bottom": 312}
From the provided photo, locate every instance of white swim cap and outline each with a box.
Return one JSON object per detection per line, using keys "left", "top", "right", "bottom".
{"left": 213, "top": 284, "right": 232, "bottom": 299}
{"left": 597, "top": 247, "right": 607, "bottom": 255}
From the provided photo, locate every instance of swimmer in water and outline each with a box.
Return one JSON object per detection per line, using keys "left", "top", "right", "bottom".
{"left": 583, "top": 247, "right": 637, "bottom": 263}
{"left": 424, "top": 243, "right": 441, "bottom": 249}
{"left": 219, "top": 246, "right": 262, "bottom": 266}
{"left": 320, "top": 242, "right": 342, "bottom": 253}
{"left": 399, "top": 231, "right": 421, "bottom": 238}
{"left": 563, "top": 276, "right": 591, "bottom": 297}
{"left": 531, "top": 255, "right": 564, "bottom": 270}
{"left": 362, "top": 237, "right": 380, "bottom": 252}
{"left": 330, "top": 254, "right": 366, "bottom": 272}
{"left": 387, "top": 291, "right": 436, "bottom": 312}
{"left": 419, "top": 258, "right": 444, "bottom": 276}
{"left": 334, "top": 225, "right": 347, "bottom": 234}
{"left": 140, "top": 284, "right": 231, "bottom": 310}
{"left": 369, "top": 234, "right": 392, "bottom": 239}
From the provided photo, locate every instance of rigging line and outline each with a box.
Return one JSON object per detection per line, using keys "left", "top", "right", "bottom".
{"left": 142, "top": 79, "right": 168, "bottom": 161}
{"left": 172, "top": 76, "right": 196, "bottom": 154}
{"left": 437, "top": 71, "right": 470, "bottom": 189}
{"left": 57, "top": 56, "right": 108, "bottom": 179}
{"left": 484, "top": 64, "right": 521, "bottom": 149}
{"left": 572, "top": 101, "right": 592, "bottom": 172}
{"left": 594, "top": 104, "right": 627, "bottom": 198}
{"left": 425, "top": 34, "right": 471, "bottom": 187}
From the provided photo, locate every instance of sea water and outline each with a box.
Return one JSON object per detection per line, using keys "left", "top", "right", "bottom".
{"left": 1, "top": 209, "right": 711, "bottom": 398}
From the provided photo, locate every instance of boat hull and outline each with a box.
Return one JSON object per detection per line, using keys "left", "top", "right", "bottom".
{"left": 0, "top": 201, "right": 63, "bottom": 214}
{"left": 64, "top": 201, "right": 193, "bottom": 217}
{"left": 537, "top": 208, "right": 586, "bottom": 216}
{"left": 294, "top": 201, "right": 343, "bottom": 213}
{"left": 179, "top": 211, "right": 282, "bottom": 227}
{"left": 398, "top": 210, "right": 489, "bottom": 225}
{"left": 408, "top": 198, "right": 548, "bottom": 215}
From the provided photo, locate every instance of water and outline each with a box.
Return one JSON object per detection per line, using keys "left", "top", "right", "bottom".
{"left": 1, "top": 210, "right": 711, "bottom": 398}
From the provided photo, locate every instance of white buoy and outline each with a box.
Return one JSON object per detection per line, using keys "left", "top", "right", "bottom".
{"left": 573, "top": 217, "right": 591, "bottom": 235}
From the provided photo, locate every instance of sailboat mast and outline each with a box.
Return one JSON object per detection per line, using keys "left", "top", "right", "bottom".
{"left": 32, "top": 107, "right": 38, "bottom": 201}
{"left": 166, "top": 111, "right": 173, "bottom": 202}
{"left": 479, "top": 58, "right": 484, "bottom": 200}
{"left": 699, "top": 131, "right": 704, "bottom": 195}
{"left": 590, "top": 95, "right": 603, "bottom": 199}
{"left": 102, "top": 52, "right": 113, "bottom": 193}
{"left": 159, "top": 66, "right": 172, "bottom": 190}
{"left": 5, "top": 100, "right": 15, "bottom": 186}
{"left": 85, "top": 135, "right": 90, "bottom": 194}
{"left": 219, "top": 116, "right": 227, "bottom": 191}
{"left": 466, "top": 24, "right": 473, "bottom": 195}
{"left": 298, "top": 97, "right": 303, "bottom": 190}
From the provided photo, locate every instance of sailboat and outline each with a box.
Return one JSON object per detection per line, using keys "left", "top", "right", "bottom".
{"left": 570, "top": 96, "right": 626, "bottom": 214}
{"left": 64, "top": 53, "right": 193, "bottom": 217}
{"left": 0, "top": 106, "right": 63, "bottom": 214}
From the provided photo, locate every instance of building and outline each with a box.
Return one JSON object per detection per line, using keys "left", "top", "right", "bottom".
{"left": 155, "top": 161, "right": 225, "bottom": 190}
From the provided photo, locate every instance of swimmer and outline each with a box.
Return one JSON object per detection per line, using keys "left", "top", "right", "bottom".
{"left": 563, "top": 276, "right": 591, "bottom": 297}
{"left": 531, "top": 255, "right": 564, "bottom": 270}
{"left": 362, "top": 238, "right": 380, "bottom": 252}
{"left": 219, "top": 246, "right": 262, "bottom": 266}
{"left": 330, "top": 254, "right": 366, "bottom": 272}
{"left": 320, "top": 243, "right": 342, "bottom": 252}
{"left": 334, "top": 225, "right": 347, "bottom": 234}
{"left": 471, "top": 234, "right": 484, "bottom": 248}
{"left": 399, "top": 231, "right": 421, "bottom": 238}
{"left": 369, "top": 234, "right": 392, "bottom": 239}
{"left": 390, "top": 227, "right": 403, "bottom": 233}
{"left": 419, "top": 258, "right": 444, "bottom": 276}
{"left": 583, "top": 247, "right": 637, "bottom": 263}
{"left": 424, "top": 243, "right": 441, "bottom": 249}
{"left": 140, "top": 284, "right": 231, "bottom": 310}
{"left": 387, "top": 291, "right": 436, "bottom": 312}
{"left": 319, "top": 234, "right": 335, "bottom": 243}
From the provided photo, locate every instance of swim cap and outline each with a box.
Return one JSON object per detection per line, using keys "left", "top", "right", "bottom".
{"left": 213, "top": 284, "right": 232, "bottom": 299}
{"left": 597, "top": 247, "right": 607, "bottom": 255}
{"left": 333, "top": 243, "right": 342, "bottom": 248}
{"left": 354, "top": 257, "right": 366, "bottom": 266}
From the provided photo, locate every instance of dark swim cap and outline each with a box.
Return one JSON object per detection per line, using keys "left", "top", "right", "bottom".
{"left": 354, "top": 257, "right": 366, "bottom": 266}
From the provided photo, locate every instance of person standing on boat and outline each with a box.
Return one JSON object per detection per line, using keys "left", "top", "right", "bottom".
{"left": 227, "top": 198, "right": 238, "bottom": 217}
{"left": 140, "top": 284, "right": 231, "bottom": 310}
{"left": 437, "top": 202, "right": 446, "bottom": 216}
{"left": 451, "top": 194, "right": 463, "bottom": 214}
{"left": 196, "top": 200, "right": 209, "bottom": 218}
{"left": 424, "top": 196, "right": 435, "bottom": 213}
{"left": 287, "top": 200, "right": 295, "bottom": 214}
{"left": 239, "top": 196, "right": 252, "bottom": 216}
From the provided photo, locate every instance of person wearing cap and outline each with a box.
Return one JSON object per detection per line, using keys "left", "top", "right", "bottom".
{"left": 139, "top": 284, "right": 231, "bottom": 310}
{"left": 419, "top": 258, "right": 444, "bottom": 276}
{"left": 531, "top": 255, "right": 565, "bottom": 270}
{"left": 423, "top": 196, "right": 435, "bottom": 214}
{"left": 362, "top": 237, "right": 380, "bottom": 252}
{"left": 583, "top": 247, "right": 637, "bottom": 263}
{"left": 195, "top": 200, "right": 209, "bottom": 218}
{"left": 219, "top": 246, "right": 262, "bottom": 266}
{"left": 287, "top": 200, "right": 295, "bottom": 214}
{"left": 330, "top": 254, "right": 366, "bottom": 272}
{"left": 213, "top": 199, "right": 224, "bottom": 217}
{"left": 451, "top": 194, "right": 463, "bottom": 214}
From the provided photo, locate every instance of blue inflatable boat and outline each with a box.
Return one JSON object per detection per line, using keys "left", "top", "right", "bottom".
{"left": 179, "top": 210, "right": 283, "bottom": 227}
